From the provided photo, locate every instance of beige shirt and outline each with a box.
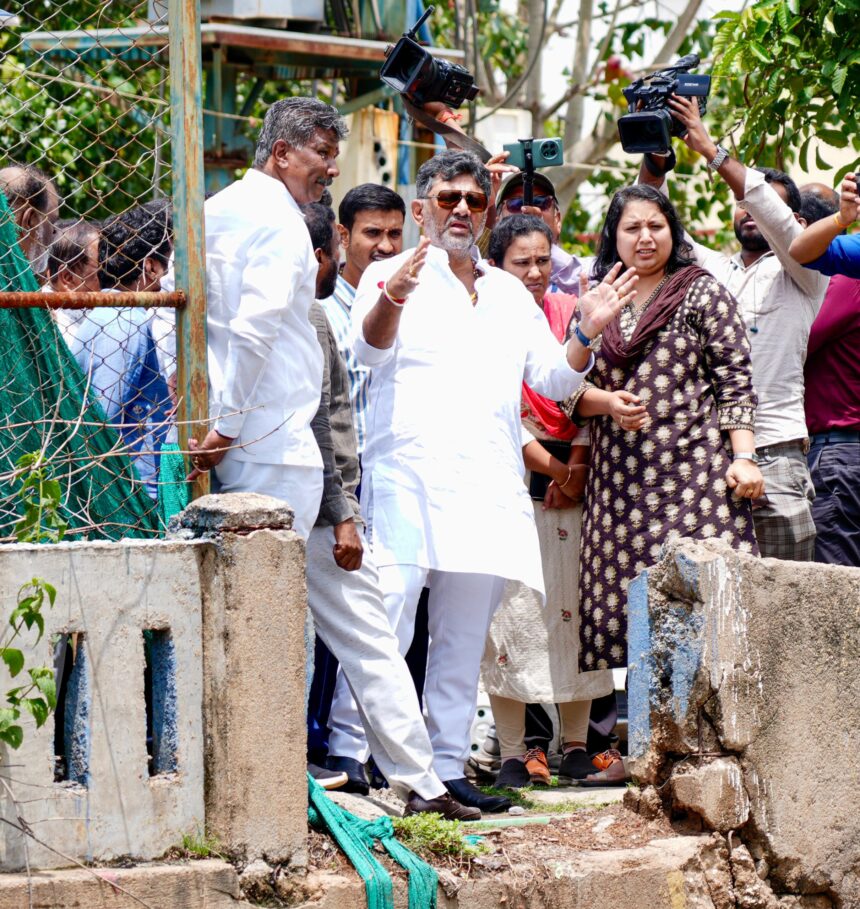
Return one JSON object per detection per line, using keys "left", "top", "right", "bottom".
{"left": 661, "top": 169, "right": 829, "bottom": 448}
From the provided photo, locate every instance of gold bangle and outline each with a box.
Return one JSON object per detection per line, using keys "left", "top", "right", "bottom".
{"left": 552, "top": 465, "right": 573, "bottom": 490}
{"left": 834, "top": 212, "right": 851, "bottom": 230}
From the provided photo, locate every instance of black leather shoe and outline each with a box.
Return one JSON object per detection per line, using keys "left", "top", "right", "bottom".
{"left": 405, "top": 791, "right": 481, "bottom": 821}
{"left": 326, "top": 755, "right": 369, "bottom": 795}
{"left": 443, "top": 776, "right": 511, "bottom": 813}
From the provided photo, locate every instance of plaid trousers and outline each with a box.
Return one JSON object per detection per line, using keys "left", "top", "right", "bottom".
{"left": 752, "top": 440, "right": 817, "bottom": 561}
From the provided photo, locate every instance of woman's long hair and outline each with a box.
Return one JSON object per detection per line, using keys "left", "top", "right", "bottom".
{"left": 592, "top": 184, "right": 694, "bottom": 282}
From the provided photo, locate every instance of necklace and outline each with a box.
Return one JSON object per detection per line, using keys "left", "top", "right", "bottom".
{"left": 469, "top": 262, "right": 482, "bottom": 304}
{"left": 631, "top": 275, "right": 669, "bottom": 317}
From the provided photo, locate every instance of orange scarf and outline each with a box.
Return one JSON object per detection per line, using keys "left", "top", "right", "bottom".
{"left": 521, "top": 291, "right": 578, "bottom": 441}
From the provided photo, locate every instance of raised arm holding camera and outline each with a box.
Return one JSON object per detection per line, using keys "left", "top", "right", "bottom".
{"left": 637, "top": 93, "right": 828, "bottom": 562}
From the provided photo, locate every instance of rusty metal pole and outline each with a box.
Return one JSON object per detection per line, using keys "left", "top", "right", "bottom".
{"left": 169, "top": 0, "right": 209, "bottom": 498}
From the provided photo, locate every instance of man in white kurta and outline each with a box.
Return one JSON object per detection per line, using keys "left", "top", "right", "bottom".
{"left": 188, "top": 98, "right": 348, "bottom": 540}
{"left": 326, "top": 151, "right": 629, "bottom": 811}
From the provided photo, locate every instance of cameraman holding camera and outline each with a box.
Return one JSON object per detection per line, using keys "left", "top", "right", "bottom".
{"left": 638, "top": 94, "right": 828, "bottom": 562}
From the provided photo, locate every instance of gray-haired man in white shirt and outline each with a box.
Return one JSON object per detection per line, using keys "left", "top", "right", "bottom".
{"left": 639, "top": 95, "right": 829, "bottom": 561}
{"left": 188, "top": 98, "right": 348, "bottom": 540}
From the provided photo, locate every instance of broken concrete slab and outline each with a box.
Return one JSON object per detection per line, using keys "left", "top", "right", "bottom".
{"left": 325, "top": 790, "right": 394, "bottom": 821}
{"left": 526, "top": 786, "right": 625, "bottom": 808}
{"left": 670, "top": 756, "right": 750, "bottom": 833}
{"left": 290, "top": 834, "right": 738, "bottom": 908}
{"left": 628, "top": 538, "right": 860, "bottom": 907}
{"left": 169, "top": 491, "right": 295, "bottom": 536}
{"left": 0, "top": 859, "right": 254, "bottom": 909}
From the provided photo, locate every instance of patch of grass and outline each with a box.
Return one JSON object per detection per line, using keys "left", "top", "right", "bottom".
{"left": 166, "top": 827, "right": 226, "bottom": 860}
{"left": 478, "top": 783, "right": 604, "bottom": 815}
{"left": 392, "top": 813, "right": 488, "bottom": 860}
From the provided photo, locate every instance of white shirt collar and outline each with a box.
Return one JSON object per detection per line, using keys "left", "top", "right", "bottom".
{"left": 242, "top": 167, "right": 301, "bottom": 213}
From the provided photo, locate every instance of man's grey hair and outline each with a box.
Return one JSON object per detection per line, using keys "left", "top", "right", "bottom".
{"left": 415, "top": 151, "right": 491, "bottom": 199}
{"left": 253, "top": 97, "right": 348, "bottom": 168}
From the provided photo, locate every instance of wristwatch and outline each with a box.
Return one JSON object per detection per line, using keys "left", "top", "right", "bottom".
{"left": 707, "top": 145, "right": 730, "bottom": 172}
{"left": 732, "top": 452, "right": 758, "bottom": 463}
{"left": 573, "top": 324, "right": 596, "bottom": 349}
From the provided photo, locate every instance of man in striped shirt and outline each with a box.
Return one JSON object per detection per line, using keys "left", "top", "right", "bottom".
{"left": 320, "top": 184, "right": 405, "bottom": 457}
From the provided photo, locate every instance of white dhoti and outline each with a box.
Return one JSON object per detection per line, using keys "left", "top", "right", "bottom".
{"left": 329, "top": 563, "right": 505, "bottom": 782}
{"left": 307, "top": 526, "right": 445, "bottom": 800}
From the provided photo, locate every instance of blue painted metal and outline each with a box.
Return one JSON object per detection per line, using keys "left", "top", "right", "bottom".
{"left": 147, "top": 630, "right": 179, "bottom": 775}
{"left": 627, "top": 570, "right": 652, "bottom": 760}
{"left": 62, "top": 636, "right": 91, "bottom": 787}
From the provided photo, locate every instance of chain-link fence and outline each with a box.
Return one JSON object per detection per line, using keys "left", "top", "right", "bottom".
{"left": 0, "top": 1, "right": 204, "bottom": 542}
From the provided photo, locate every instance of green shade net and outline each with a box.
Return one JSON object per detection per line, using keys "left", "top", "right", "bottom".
{"left": 0, "top": 193, "right": 160, "bottom": 540}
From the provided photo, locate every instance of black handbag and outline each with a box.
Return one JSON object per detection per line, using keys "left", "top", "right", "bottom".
{"left": 528, "top": 439, "right": 573, "bottom": 501}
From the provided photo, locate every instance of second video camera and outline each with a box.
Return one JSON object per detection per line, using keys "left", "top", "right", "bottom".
{"left": 617, "top": 54, "right": 711, "bottom": 154}
{"left": 380, "top": 5, "right": 479, "bottom": 108}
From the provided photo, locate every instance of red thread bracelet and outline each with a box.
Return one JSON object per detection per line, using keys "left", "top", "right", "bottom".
{"left": 377, "top": 280, "right": 408, "bottom": 306}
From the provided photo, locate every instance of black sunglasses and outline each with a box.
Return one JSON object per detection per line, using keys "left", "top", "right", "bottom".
{"left": 426, "top": 190, "right": 489, "bottom": 212}
{"left": 503, "top": 195, "right": 556, "bottom": 213}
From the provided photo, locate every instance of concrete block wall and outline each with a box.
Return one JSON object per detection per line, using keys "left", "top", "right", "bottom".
{"left": 0, "top": 539, "right": 206, "bottom": 870}
{"left": 0, "top": 492, "right": 309, "bottom": 871}
{"left": 628, "top": 539, "right": 860, "bottom": 907}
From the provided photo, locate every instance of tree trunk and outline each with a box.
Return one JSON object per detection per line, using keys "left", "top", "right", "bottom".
{"left": 563, "top": 0, "right": 594, "bottom": 149}
{"left": 525, "top": 0, "right": 546, "bottom": 136}
{"left": 554, "top": 0, "right": 707, "bottom": 216}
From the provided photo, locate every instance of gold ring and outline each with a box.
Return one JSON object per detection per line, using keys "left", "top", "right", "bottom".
{"left": 409, "top": 267, "right": 416, "bottom": 278}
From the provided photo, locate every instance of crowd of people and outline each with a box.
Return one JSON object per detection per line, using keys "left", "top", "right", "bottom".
{"left": 6, "top": 89, "right": 859, "bottom": 820}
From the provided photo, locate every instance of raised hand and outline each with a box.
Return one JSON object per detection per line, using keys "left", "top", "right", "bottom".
{"left": 386, "top": 236, "right": 431, "bottom": 301}
{"left": 666, "top": 94, "right": 717, "bottom": 160}
{"left": 839, "top": 174, "right": 860, "bottom": 227}
{"left": 577, "top": 262, "right": 637, "bottom": 339}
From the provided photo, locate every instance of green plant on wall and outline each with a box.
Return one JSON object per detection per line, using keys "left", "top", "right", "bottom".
{"left": 0, "top": 453, "right": 64, "bottom": 749}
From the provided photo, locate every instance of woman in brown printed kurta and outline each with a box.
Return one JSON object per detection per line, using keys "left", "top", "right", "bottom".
{"left": 565, "top": 186, "right": 764, "bottom": 671}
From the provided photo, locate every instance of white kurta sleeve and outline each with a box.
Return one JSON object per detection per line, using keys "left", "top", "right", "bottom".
{"left": 523, "top": 301, "right": 593, "bottom": 400}
{"left": 213, "top": 224, "right": 311, "bottom": 438}
{"left": 349, "top": 257, "right": 403, "bottom": 367}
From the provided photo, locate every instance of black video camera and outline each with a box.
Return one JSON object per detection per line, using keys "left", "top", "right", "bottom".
{"left": 380, "top": 5, "right": 479, "bottom": 108}
{"left": 617, "top": 54, "right": 711, "bottom": 154}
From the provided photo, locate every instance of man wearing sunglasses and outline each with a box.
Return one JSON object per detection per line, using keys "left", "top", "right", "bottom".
{"left": 327, "top": 150, "right": 633, "bottom": 814}
{"left": 496, "top": 172, "right": 593, "bottom": 295}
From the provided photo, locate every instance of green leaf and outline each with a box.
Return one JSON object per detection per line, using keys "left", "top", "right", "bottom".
{"left": 1, "top": 648, "right": 24, "bottom": 678}
{"left": 22, "top": 697, "right": 48, "bottom": 728}
{"left": 30, "top": 668, "right": 57, "bottom": 710}
{"left": 815, "top": 145, "right": 832, "bottom": 170}
{"left": 832, "top": 66, "right": 848, "bottom": 95}
{"left": 0, "top": 725, "right": 24, "bottom": 749}
{"left": 0, "top": 707, "right": 18, "bottom": 731}
{"left": 799, "top": 135, "right": 812, "bottom": 172}
{"left": 818, "top": 128, "right": 849, "bottom": 148}
{"left": 834, "top": 161, "right": 860, "bottom": 184}
{"left": 749, "top": 41, "right": 772, "bottom": 63}
{"left": 712, "top": 9, "right": 741, "bottom": 18}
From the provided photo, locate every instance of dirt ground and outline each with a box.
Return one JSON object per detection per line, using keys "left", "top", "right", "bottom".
{"left": 307, "top": 799, "right": 678, "bottom": 884}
